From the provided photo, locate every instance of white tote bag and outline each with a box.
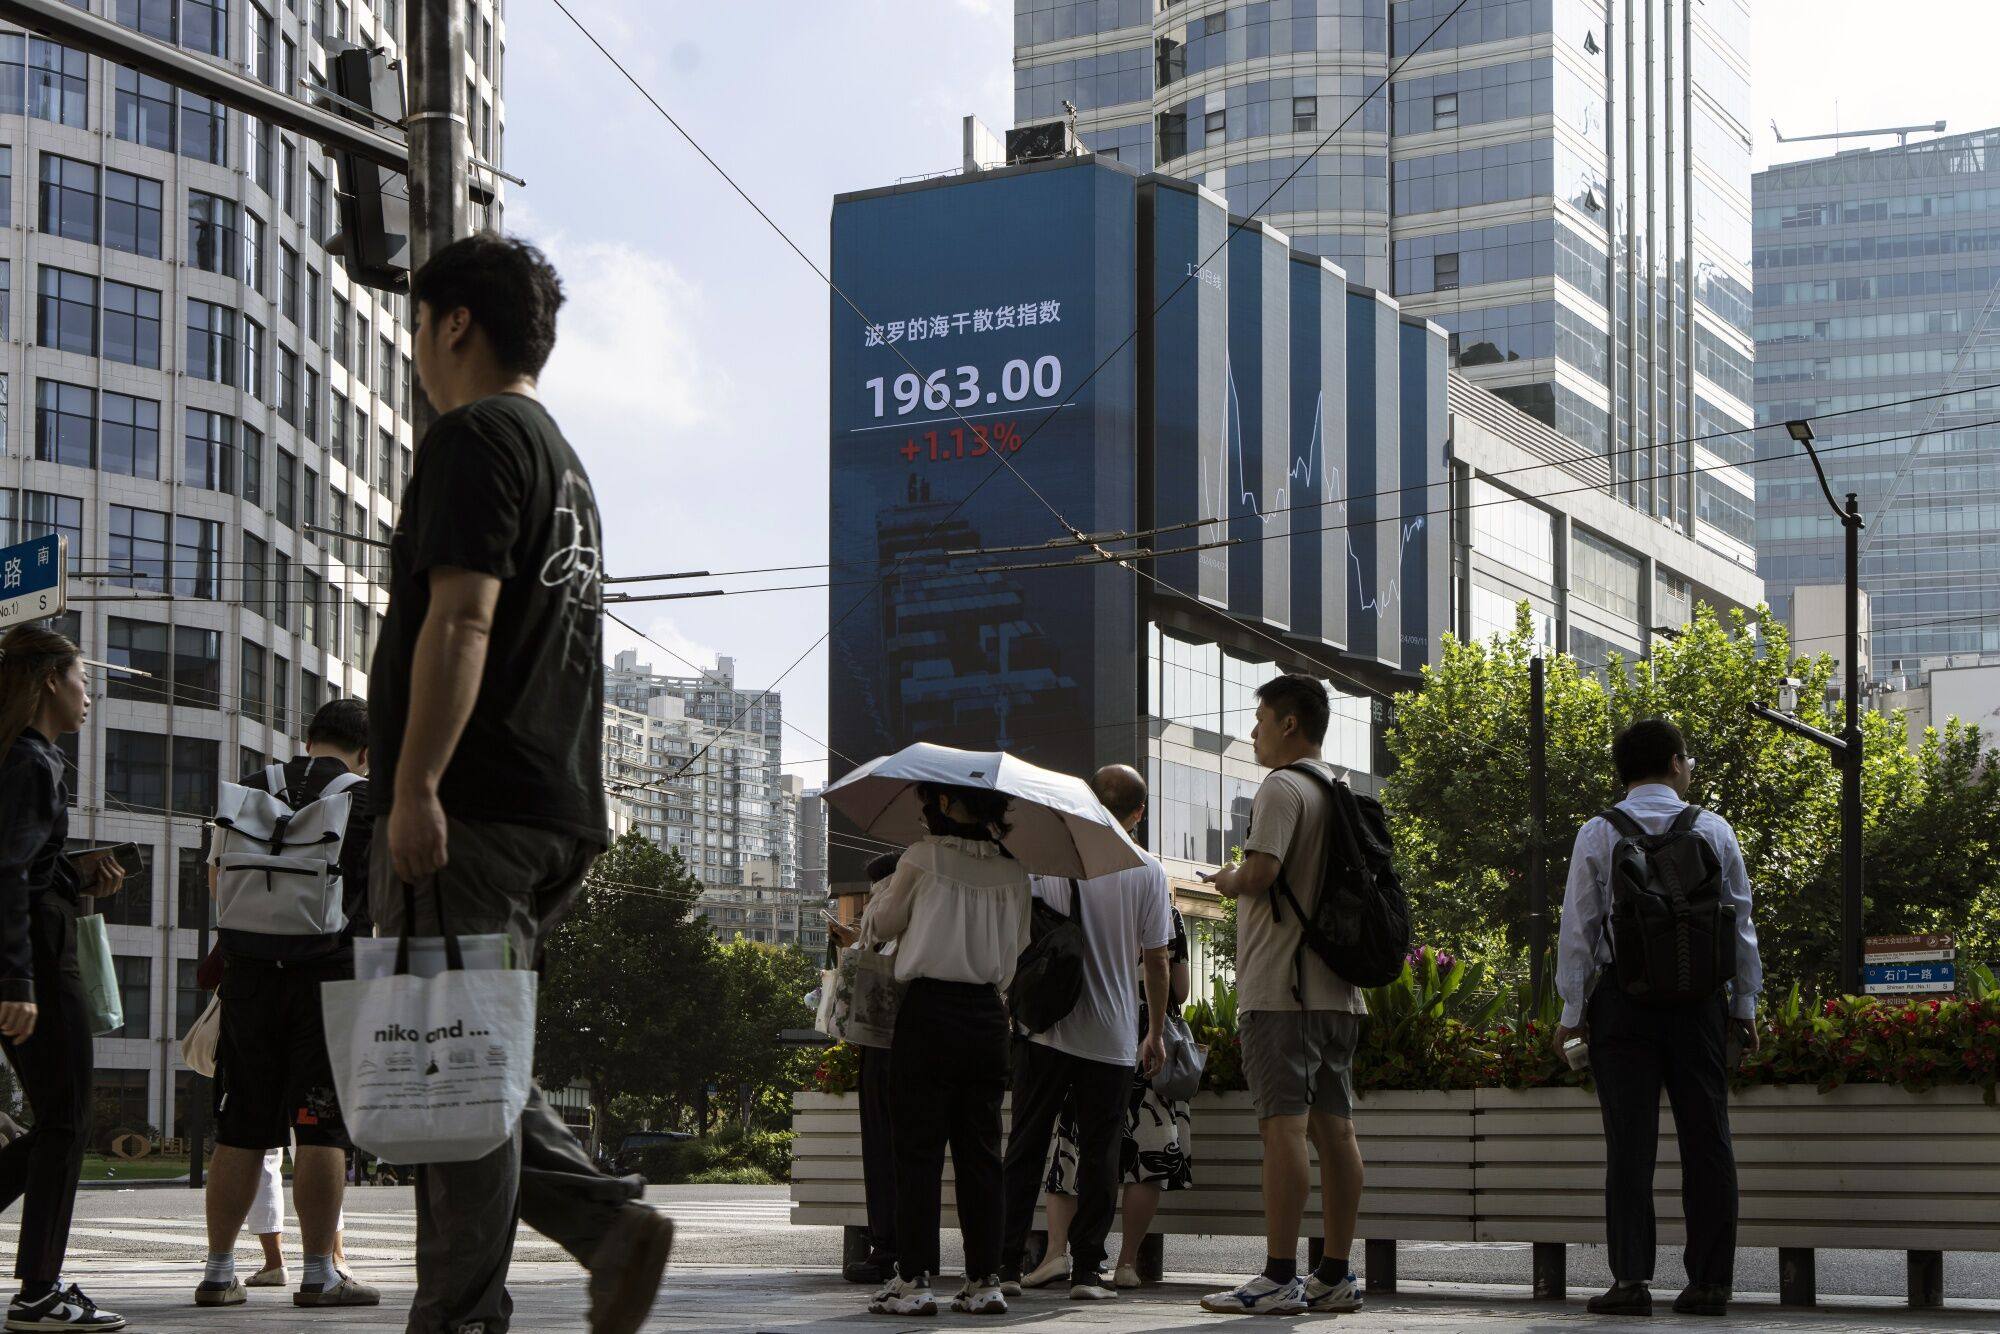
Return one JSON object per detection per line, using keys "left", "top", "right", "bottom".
{"left": 180, "top": 994, "right": 222, "bottom": 1077}
{"left": 321, "top": 929, "right": 537, "bottom": 1164}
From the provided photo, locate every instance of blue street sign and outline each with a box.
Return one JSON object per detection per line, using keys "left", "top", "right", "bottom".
{"left": 0, "top": 534, "right": 65, "bottom": 630}
{"left": 1863, "top": 961, "right": 1956, "bottom": 991}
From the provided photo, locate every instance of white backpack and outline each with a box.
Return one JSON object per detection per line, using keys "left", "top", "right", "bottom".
{"left": 213, "top": 763, "right": 365, "bottom": 938}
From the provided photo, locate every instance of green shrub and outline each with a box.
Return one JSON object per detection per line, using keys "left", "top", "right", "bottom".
{"left": 685, "top": 1165, "right": 775, "bottom": 1185}
{"left": 628, "top": 1127, "right": 793, "bottom": 1184}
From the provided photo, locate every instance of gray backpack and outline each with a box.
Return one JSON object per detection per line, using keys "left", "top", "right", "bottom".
{"left": 213, "top": 764, "right": 365, "bottom": 937}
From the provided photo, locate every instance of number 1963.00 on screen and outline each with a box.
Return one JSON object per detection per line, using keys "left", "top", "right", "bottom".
{"left": 866, "top": 356, "right": 1063, "bottom": 417}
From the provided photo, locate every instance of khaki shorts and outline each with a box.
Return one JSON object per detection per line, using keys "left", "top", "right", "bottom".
{"left": 1241, "top": 1009, "right": 1361, "bottom": 1120}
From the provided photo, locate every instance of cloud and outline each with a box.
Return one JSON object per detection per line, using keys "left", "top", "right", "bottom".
{"left": 603, "top": 612, "right": 719, "bottom": 679}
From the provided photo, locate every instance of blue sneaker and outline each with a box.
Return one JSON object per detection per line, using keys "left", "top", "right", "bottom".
{"left": 1199, "top": 1274, "right": 1306, "bottom": 1315}
{"left": 1303, "top": 1271, "right": 1364, "bottom": 1313}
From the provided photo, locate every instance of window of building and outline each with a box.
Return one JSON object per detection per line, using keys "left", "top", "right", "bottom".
{"left": 109, "top": 957, "right": 150, "bottom": 1035}
{"left": 103, "top": 169, "right": 163, "bottom": 258}
{"left": 300, "top": 667, "right": 322, "bottom": 719}
{"left": 378, "top": 430, "right": 394, "bottom": 494}
{"left": 174, "top": 626, "right": 220, "bottom": 710}
{"left": 105, "top": 728, "right": 167, "bottom": 811}
{"left": 27, "top": 40, "right": 87, "bottom": 128}
{"left": 250, "top": 115, "right": 272, "bottom": 192}
{"left": 401, "top": 356, "right": 412, "bottom": 413}
{"left": 271, "top": 550, "right": 291, "bottom": 628}
{"left": 175, "top": 960, "right": 202, "bottom": 1041}
{"left": 1203, "top": 109, "right": 1225, "bottom": 146}
{"left": 0, "top": 259, "right": 9, "bottom": 340}
{"left": 303, "top": 466, "right": 319, "bottom": 533}
{"left": 186, "top": 300, "right": 237, "bottom": 385}
{"left": 308, "top": 168, "right": 327, "bottom": 243}
{"left": 306, "top": 267, "right": 322, "bottom": 342}
{"left": 34, "top": 380, "right": 93, "bottom": 468}
{"left": 240, "top": 424, "right": 263, "bottom": 505}
{"left": 182, "top": 0, "right": 227, "bottom": 57}
{"left": 0, "top": 147, "right": 11, "bottom": 226}
{"left": 275, "top": 448, "right": 296, "bottom": 528}
{"left": 273, "top": 653, "right": 290, "bottom": 734}
{"left": 278, "top": 346, "right": 298, "bottom": 424}
{"left": 118, "top": 0, "right": 176, "bottom": 42}
{"left": 37, "top": 153, "right": 96, "bottom": 243}
{"left": 243, "top": 211, "right": 265, "bottom": 292}
{"left": 37, "top": 266, "right": 96, "bottom": 356}
{"left": 173, "top": 516, "right": 222, "bottom": 599}
{"left": 355, "top": 315, "right": 370, "bottom": 384}
{"left": 330, "top": 390, "right": 348, "bottom": 464}
{"left": 241, "top": 640, "right": 267, "bottom": 721}
{"left": 94, "top": 1068, "right": 150, "bottom": 1139}
{"left": 280, "top": 243, "right": 300, "bottom": 324}
{"left": 327, "top": 485, "right": 346, "bottom": 560}
{"left": 187, "top": 191, "right": 239, "bottom": 276}
{"left": 242, "top": 533, "right": 268, "bottom": 619}
{"left": 331, "top": 292, "right": 349, "bottom": 367}
{"left": 251, "top": 3, "right": 274, "bottom": 84}
{"left": 101, "top": 392, "right": 161, "bottom": 480}
{"left": 106, "top": 619, "right": 168, "bottom": 704}
{"left": 1292, "top": 96, "right": 1316, "bottom": 133}
{"left": 102, "top": 281, "right": 162, "bottom": 369}
{"left": 242, "top": 318, "right": 266, "bottom": 400}
{"left": 301, "top": 570, "right": 321, "bottom": 647}
{"left": 1434, "top": 251, "right": 1460, "bottom": 290}
{"left": 379, "top": 337, "right": 396, "bottom": 409}
{"left": 108, "top": 504, "right": 168, "bottom": 591}
{"left": 114, "top": 68, "right": 174, "bottom": 150}
{"left": 303, "top": 366, "right": 320, "bottom": 442}
{"left": 280, "top": 137, "right": 296, "bottom": 216}
{"left": 21, "top": 493, "right": 83, "bottom": 573}
{"left": 179, "top": 91, "right": 227, "bottom": 166}
{"left": 182, "top": 409, "right": 234, "bottom": 493}
{"left": 353, "top": 411, "right": 368, "bottom": 479}
{"left": 177, "top": 847, "right": 208, "bottom": 928}
{"left": 1434, "top": 92, "right": 1459, "bottom": 129}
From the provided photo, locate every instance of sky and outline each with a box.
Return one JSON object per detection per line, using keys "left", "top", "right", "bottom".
{"left": 503, "top": 0, "right": 2000, "bottom": 782}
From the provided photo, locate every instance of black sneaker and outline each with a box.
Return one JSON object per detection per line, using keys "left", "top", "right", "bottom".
{"left": 1586, "top": 1280, "right": 1653, "bottom": 1317}
{"left": 1674, "top": 1283, "right": 1731, "bottom": 1316}
{"left": 6, "top": 1285, "right": 126, "bottom": 1331}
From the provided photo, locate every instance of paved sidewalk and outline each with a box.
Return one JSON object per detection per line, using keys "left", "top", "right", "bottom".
{"left": 73, "top": 1264, "right": 2000, "bottom": 1332}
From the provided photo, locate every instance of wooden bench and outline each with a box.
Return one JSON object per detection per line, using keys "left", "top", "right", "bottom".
{"left": 790, "top": 1084, "right": 2000, "bottom": 1307}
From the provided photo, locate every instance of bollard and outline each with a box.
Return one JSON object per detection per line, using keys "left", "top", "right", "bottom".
{"left": 1531, "top": 1242, "right": 1566, "bottom": 1300}
{"left": 841, "top": 1225, "right": 870, "bottom": 1270}
{"left": 1778, "top": 1247, "right": 1816, "bottom": 1306}
{"left": 1137, "top": 1232, "right": 1165, "bottom": 1284}
{"left": 1364, "top": 1239, "right": 1397, "bottom": 1294}
{"left": 1307, "top": 1236, "right": 1324, "bottom": 1272}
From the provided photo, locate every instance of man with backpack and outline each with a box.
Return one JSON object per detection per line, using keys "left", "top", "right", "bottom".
{"left": 1198, "top": 675, "right": 1381, "bottom": 1316}
{"left": 997, "top": 765, "right": 1172, "bottom": 1302}
{"left": 198, "top": 698, "right": 377, "bottom": 1310}
{"left": 1555, "top": 718, "right": 1762, "bottom": 1318}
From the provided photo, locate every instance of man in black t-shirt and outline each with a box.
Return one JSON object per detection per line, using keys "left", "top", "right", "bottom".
{"left": 198, "top": 698, "right": 378, "bottom": 1310}
{"left": 369, "top": 234, "right": 667, "bottom": 1334}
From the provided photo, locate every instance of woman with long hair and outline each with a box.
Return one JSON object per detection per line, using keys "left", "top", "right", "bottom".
{"left": 862, "top": 783, "right": 1031, "bottom": 1318}
{"left": 0, "top": 625, "right": 126, "bottom": 1330}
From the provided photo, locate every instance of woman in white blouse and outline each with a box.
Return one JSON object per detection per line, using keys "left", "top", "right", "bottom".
{"left": 863, "top": 783, "right": 1032, "bottom": 1318}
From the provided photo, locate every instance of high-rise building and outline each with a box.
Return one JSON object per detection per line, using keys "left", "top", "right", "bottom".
{"left": 1754, "top": 128, "right": 2000, "bottom": 683}
{"left": 0, "top": 0, "right": 504, "bottom": 1143}
{"left": 1012, "top": 0, "right": 1757, "bottom": 569}
{"left": 604, "top": 650, "right": 793, "bottom": 887}
{"left": 796, "top": 782, "right": 827, "bottom": 902}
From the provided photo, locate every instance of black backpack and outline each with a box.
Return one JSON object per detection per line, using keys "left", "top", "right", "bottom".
{"left": 1600, "top": 806, "right": 1736, "bottom": 1006}
{"left": 1270, "top": 765, "right": 1411, "bottom": 991}
{"left": 1008, "top": 879, "right": 1086, "bottom": 1034}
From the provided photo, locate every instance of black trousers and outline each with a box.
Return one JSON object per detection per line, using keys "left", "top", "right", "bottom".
{"left": 858, "top": 1044, "right": 897, "bottom": 1262}
{"left": 1000, "top": 1038, "right": 1131, "bottom": 1282}
{"left": 0, "top": 895, "right": 93, "bottom": 1283}
{"left": 890, "top": 978, "right": 1008, "bottom": 1283}
{"left": 1587, "top": 985, "right": 1738, "bottom": 1287}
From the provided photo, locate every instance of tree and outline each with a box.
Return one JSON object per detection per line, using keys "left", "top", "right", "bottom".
{"left": 706, "top": 937, "right": 819, "bottom": 1131}
{"left": 537, "top": 832, "right": 719, "bottom": 1148}
{"left": 1862, "top": 718, "right": 2000, "bottom": 963}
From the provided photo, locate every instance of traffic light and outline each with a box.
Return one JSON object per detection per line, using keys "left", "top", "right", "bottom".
{"left": 324, "top": 44, "right": 410, "bottom": 291}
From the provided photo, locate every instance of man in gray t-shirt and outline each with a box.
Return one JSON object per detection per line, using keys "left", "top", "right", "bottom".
{"left": 1198, "top": 675, "right": 1368, "bottom": 1317}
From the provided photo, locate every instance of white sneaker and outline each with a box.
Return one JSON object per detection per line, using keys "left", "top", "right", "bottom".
{"left": 1070, "top": 1279, "right": 1118, "bottom": 1301}
{"left": 1303, "top": 1271, "right": 1364, "bottom": 1313}
{"left": 245, "top": 1265, "right": 288, "bottom": 1289}
{"left": 950, "top": 1277, "right": 1008, "bottom": 1315}
{"left": 1200, "top": 1274, "right": 1306, "bottom": 1315}
{"left": 1020, "top": 1252, "right": 1069, "bottom": 1289}
{"left": 868, "top": 1274, "right": 936, "bottom": 1316}
{"left": 1113, "top": 1263, "right": 1143, "bottom": 1289}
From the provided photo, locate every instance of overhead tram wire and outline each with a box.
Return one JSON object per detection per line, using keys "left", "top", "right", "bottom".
{"left": 552, "top": 0, "right": 1484, "bottom": 779}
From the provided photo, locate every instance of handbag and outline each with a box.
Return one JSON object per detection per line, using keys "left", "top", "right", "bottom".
{"left": 825, "top": 946, "right": 902, "bottom": 1049}
{"left": 75, "top": 912, "right": 124, "bottom": 1036}
{"left": 320, "top": 885, "right": 536, "bottom": 1163}
{"left": 180, "top": 994, "right": 222, "bottom": 1077}
{"left": 1151, "top": 1012, "right": 1208, "bottom": 1103}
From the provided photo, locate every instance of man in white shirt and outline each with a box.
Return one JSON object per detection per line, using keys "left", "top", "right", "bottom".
{"left": 1555, "top": 717, "right": 1762, "bottom": 1319}
{"left": 999, "top": 765, "right": 1171, "bottom": 1302}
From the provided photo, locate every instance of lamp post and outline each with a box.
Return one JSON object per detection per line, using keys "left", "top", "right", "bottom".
{"left": 1747, "top": 419, "right": 1866, "bottom": 994}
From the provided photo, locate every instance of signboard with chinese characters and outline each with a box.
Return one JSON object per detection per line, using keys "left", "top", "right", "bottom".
{"left": 828, "top": 157, "right": 1139, "bottom": 888}
{"left": 0, "top": 534, "right": 66, "bottom": 630}
{"left": 1864, "top": 933, "right": 1955, "bottom": 994}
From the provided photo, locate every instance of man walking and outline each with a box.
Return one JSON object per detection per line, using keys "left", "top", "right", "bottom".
{"left": 1556, "top": 718, "right": 1762, "bottom": 1318}
{"left": 999, "top": 765, "right": 1171, "bottom": 1301}
{"left": 1199, "top": 675, "right": 1367, "bottom": 1316}
{"left": 370, "top": 234, "right": 671, "bottom": 1334}
{"left": 199, "top": 698, "right": 376, "bottom": 1310}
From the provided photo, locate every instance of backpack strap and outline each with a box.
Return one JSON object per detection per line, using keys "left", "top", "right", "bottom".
{"left": 1065, "top": 878, "right": 1084, "bottom": 932}
{"left": 264, "top": 763, "right": 288, "bottom": 804}
{"left": 1600, "top": 806, "right": 1644, "bottom": 839}
{"left": 1669, "top": 804, "right": 1704, "bottom": 835}
{"left": 318, "top": 771, "right": 366, "bottom": 801}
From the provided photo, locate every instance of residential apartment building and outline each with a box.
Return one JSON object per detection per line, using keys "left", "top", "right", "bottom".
{"left": 1012, "top": 0, "right": 1757, "bottom": 568}
{"left": 604, "top": 649, "right": 794, "bottom": 888}
{"left": 0, "top": 0, "right": 504, "bottom": 1143}
{"left": 1755, "top": 128, "right": 2000, "bottom": 682}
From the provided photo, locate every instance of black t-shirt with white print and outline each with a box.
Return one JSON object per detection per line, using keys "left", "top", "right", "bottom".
{"left": 369, "top": 393, "right": 610, "bottom": 846}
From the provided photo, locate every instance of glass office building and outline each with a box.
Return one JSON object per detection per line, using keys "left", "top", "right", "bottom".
{"left": 1014, "top": 0, "right": 1757, "bottom": 569}
{"left": 1754, "top": 128, "right": 2000, "bottom": 681}
{"left": 0, "top": 0, "right": 504, "bottom": 1142}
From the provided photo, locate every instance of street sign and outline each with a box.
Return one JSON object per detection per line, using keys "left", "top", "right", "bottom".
{"left": 1863, "top": 961, "right": 1956, "bottom": 995}
{"left": 1865, "top": 933, "right": 1954, "bottom": 955}
{"left": 0, "top": 534, "right": 65, "bottom": 630}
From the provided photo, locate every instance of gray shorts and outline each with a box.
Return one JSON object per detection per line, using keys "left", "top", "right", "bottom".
{"left": 1241, "top": 1009, "right": 1361, "bottom": 1121}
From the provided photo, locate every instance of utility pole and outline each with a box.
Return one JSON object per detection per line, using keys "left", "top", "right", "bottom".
{"left": 1749, "top": 420, "right": 1867, "bottom": 995}
{"left": 1528, "top": 655, "right": 1548, "bottom": 1001}
{"left": 404, "top": 0, "right": 471, "bottom": 442}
